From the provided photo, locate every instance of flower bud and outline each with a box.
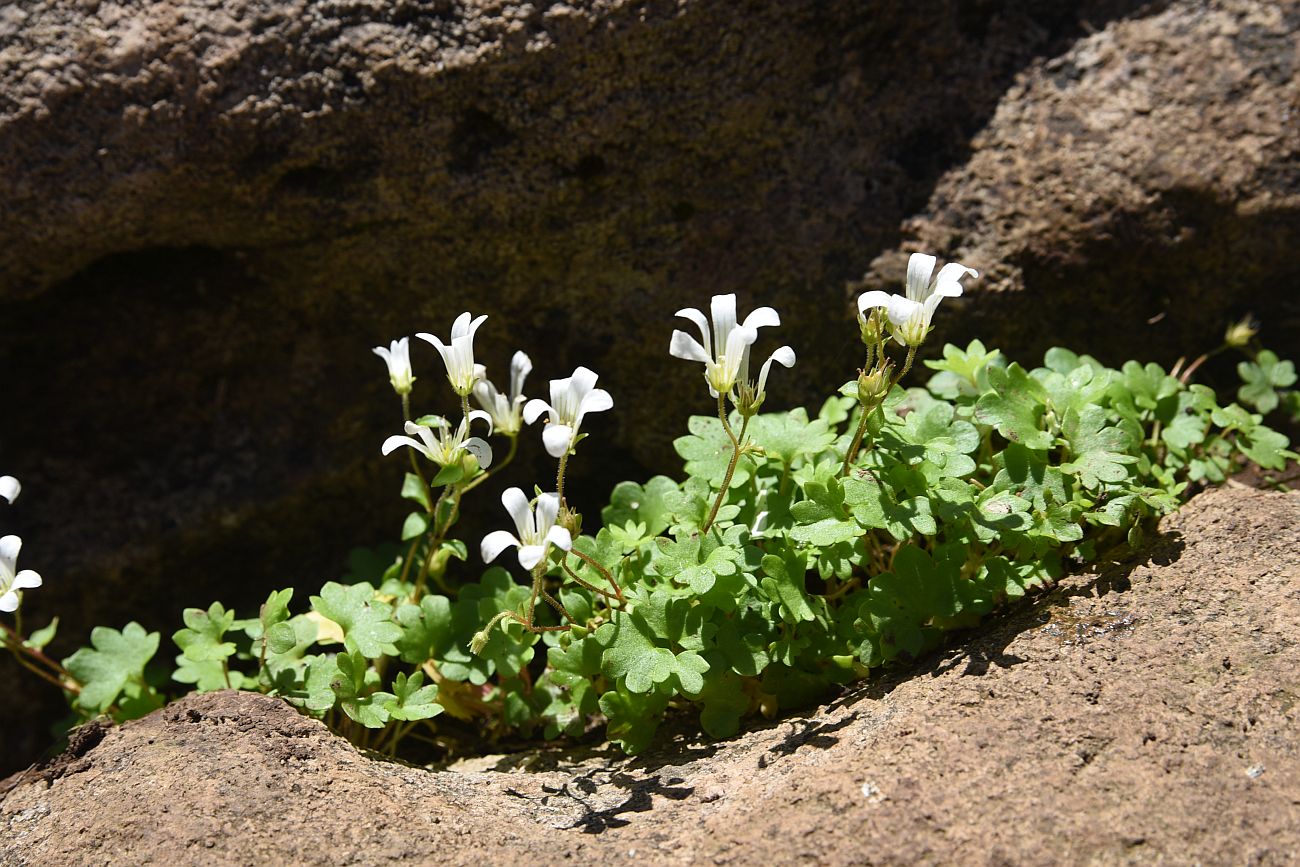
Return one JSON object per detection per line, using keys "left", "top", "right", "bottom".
{"left": 857, "top": 363, "right": 892, "bottom": 406}
{"left": 1224, "top": 315, "right": 1258, "bottom": 349}
{"left": 557, "top": 504, "right": 583, "bottom": 540}
{"left": 859, "top": 308, "right": 884, "bottom": 348}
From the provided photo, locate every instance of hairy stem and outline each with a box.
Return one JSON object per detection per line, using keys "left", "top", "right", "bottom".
{"left": 702, "top": 395, "right": 746, "bottom": 535}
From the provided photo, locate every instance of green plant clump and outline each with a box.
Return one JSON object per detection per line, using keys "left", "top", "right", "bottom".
{"left": 3, "top": 257, "right": 1296, "bottom": 758}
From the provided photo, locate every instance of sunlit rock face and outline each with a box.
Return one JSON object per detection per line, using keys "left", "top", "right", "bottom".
{"left": 1, "top": 0, "right": 1296, "bottom": 771}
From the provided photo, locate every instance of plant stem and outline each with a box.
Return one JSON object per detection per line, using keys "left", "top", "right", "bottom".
{"left": 556, "top": 451, "right": 570, "bottom": 504}
{"left": 565, "top": 549, "right": 625, "bottom": 602}
{"left": 702, "top": 395, "right": 746, "bottom": 535}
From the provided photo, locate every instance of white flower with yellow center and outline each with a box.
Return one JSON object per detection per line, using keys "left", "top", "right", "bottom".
{"left": 858, "top": 253, "right": 977, "bottom": 347}
{"left": 669, "top": 294, "right": 785, "bottom": 398}
{"left": 417, "top": 312, "right": 488, "bottom": 396}
{"left": 480, "top": 488, "right": 572, "bottom": 570}
{"left": 381, "top": 412, "right": 494, "bottom": 469}
{"left": 472, "top": 351, "right": 532, "bottom": 437}
{"left": 0, "top": 535, "right": 41, "bottom": 613}
{"left": 372, "top": 337, "right": 415, "bottom": 396}
{"left": 523, "top": 366, "right": 613, "bottom": 458}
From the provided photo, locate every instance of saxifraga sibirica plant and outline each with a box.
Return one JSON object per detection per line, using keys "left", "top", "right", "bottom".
{"left": 4, "top": 254, "right": 1298, "bottom": 757}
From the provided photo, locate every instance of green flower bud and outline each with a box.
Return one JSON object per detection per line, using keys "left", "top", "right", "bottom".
{"left": 1225, "top": 315, "right": 1258, "bottom": 349}
{"left": 857, "top": 363, "right": 893, "bottom": 406}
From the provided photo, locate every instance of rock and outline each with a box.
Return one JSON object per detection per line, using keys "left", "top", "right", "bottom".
{"left": 857, "top": 0, "right": 1300, "bottom": 365}
{"left": 4, "top": 486, "right": 1298, "bottom": 864}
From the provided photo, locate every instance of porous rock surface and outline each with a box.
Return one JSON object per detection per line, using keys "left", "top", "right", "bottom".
{"left": 4, "top": 485, "right": 1297, "bottom": 865}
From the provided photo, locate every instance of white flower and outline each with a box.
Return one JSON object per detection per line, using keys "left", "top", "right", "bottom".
{"left": 481, "top": 488, "right": 573, "bottom": 570}
{"left": 417, "top": 312, "right": 488, "bottom": 396}
{"left": 858, "top": 253, "right": 977, "bottom": 347}
{"left": 0, "top": 535, "right": 42, "bottom": 613}
{"left": 523, "top": 366, "right": 613, "bottom": 458}
{"left": 381, "top": 412, "right": 494, "bottom": 468}
{"left": 372, "top": 337, "right": 415, "bottom": 396}
{"left": 472, "top": 351, "right": 532, "bottom": 436}
{"left": 0, "top": 476, "right": 19, "bottom": 504}
{"left": 669, "top": 294, "right": 783, "bottom": 397}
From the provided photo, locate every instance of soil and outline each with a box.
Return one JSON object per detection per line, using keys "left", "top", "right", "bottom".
{"left": 3, "top": 484, "right": 1297, "bottom": 865}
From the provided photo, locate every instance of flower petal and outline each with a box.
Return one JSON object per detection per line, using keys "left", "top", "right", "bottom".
{"left": 710, "top": 294, "right": 739, "bottom": 348}
{"left": 13, "top": 569, "right": 41, "bottom": 590}
{"left": 535, "top": 492, "right": 561, "bottom": 533}
{"left": 463, "top": 437, "right": 494, "bottom": 469}
{"left": 0, "top": 591, "right": 17, "bottom": 613}
{"left": 542, "top": 423, "right": 575, "bottom": 458}
{"left": 523, "top": 398, "right": 552, "bottom": 425}
{"left": 0, "top": 476, "right": 19, "bottom": 504}
{"left": 741, "top": 306, "right": 780, "bottom": 331}
{"left": 0, "top": 535, "right": 19, "bottom": 572}
{"left": 905, "top": 253, "right": 938, "bottom": 302}
{"left": 545, "top": 525, "right": 573, "bottom": 551}
{"left": 480, "top": 529, "right": 519, "bottom": 564}
{"left": 517, "top": 545, "right": 546, "bottom": 571}
{"left": 501, "top": 488, "right": 532, "bottom": 539}
{"left": 757, "top": 345, "right": 797, "bottom": 395}
{"left": 669, "top": 330, "right": 712, "bottom": 363}
{"left": 569, "top": 366, "right": 600, "bottom": 397}
{"left": 509, "top": 351, "right": 532, "bottom": 400}
{"left": 674, "top": 306, "right": 712, "bottom": 355}
{"left": 933, "top": 262, "right": 978, "bottom": 297}
{"left": 466, "top": 409, "right": 495, "bottom": 435}
{"left": 577, "top": 387, "right": 613, "bottom": 418}
{"left": 856, "top": 290, "right": 897, "bottom": 314}
{"left": 381, "top": 435, "right": 428, "bottom": 457}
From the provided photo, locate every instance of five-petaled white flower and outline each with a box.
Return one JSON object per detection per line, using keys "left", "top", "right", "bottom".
{"left": 480, "top": 488, "right": 573, "bottom": 570}
{"left": 857, "top": 253, "right": 977, "bottom": 347}
{"left": 473, "top": 351, "right": 532, "bottom": 437}
{"left": 523, "top": 366, "right": 613, "bottom": 458}
{"left": 381, "top": 412, "right": 494, "bottom": 468}
{"left": 418, "top": 312, "right": 488, "bottom": 396}
{"left": 0, "top": 535, "right": 41, "bottom": 613}
{"left": 669, "top": 294, "right": 788, "bottom": 398}
{"left": 0, "top": 476, "right": 19, "bottom": 504}
{"left": 372, "top": 337, "right": 415, "bottom": 396}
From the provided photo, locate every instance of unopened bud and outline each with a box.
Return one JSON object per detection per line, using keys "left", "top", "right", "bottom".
{"left": 735, "top": 380, "right": 764, "bottom": 418}
{"left": 857, "top": 363, "right": 892, "bottom": 406}
{"left": 558, "top": 504, "right": 583, "bottom": 539}
{"left": 1224, "top": 315, "right": 1258, "bottom": 349}
{"left": 859, "top": 308, "right": 884, "bottom": 348}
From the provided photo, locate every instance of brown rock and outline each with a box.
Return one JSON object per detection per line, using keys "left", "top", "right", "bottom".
{"left": 858, "top": 0, "right": 1300, "bottom": 365}
{"left": 5, "top": 485, "right": 1297, "bottom": 864}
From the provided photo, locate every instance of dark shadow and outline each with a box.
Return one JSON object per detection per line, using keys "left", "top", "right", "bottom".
{"left": 507, "top": 771, "right": 694, "bottom": 834}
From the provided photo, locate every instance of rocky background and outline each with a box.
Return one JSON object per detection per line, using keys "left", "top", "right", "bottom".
{"left": 2, "top": 0, "right": 1298, "bottom": 771}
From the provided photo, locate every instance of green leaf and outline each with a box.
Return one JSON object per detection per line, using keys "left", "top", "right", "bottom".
{"left": 697, "top": 666, "right": 750, "bottom": 738}
{"left": 855, "top": 545, "right": 961, "bottom": 666}
{"left": 309, "top": 582, "right": 403, "bottom": 659}
{"left": 382, "top": 670, "right": 443, "bottom": 721}
{"left": 1060, "top": 405, "right": 1138, "bottom": 489}
{"left": 923, "top": 339, "right": 1003, "bottom": 400}
{"left": 759, "top": 552, "right": 816, "bottom": 624}
{"left": 331, "top": 650, "right": 392, "bottom": 728}
{"left": 401, "top": 472, "right": 433, "bottom": 511}
{"left": 24, "top": 617, "right": 58, "bottom": 651}
{"left": 674, "top": 415, "right": 752, "bottom": 487}
{"left": 393, "top": 594, "right": 453, "bottom": 664}
{"left": 401, "top": 511, "right": 430, "bottom": 541}
{"left": 790, "top": 477, "right": 860, "bottom": 546}
{"left": 173, "top": 602, "right": 237, "bottom": 663}
{"left": 749, "top": 408, "right": 836, "bottom": 467}
{"left": 266, "top": 621, "right": 300, "bottom": 655}
{"left": 64, "top": 622, "right": 161, "bottom": 715}
{"left": 596, "top": 610, "right": 710, "bottom": 695}
{"left": 843, "top": 474, "right": 937, "bottom": 540}
{"left": 974, "top": 363, "right": 1054, "bottom": 449}
{"left": 1238, "top": 350, "right": 1296, "bottom": 415}
{"left": 599, "top": 688, "right": 669, "bottom": 754}
{"left": 601, "top": 476, "right": 680, "bottom": 538}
